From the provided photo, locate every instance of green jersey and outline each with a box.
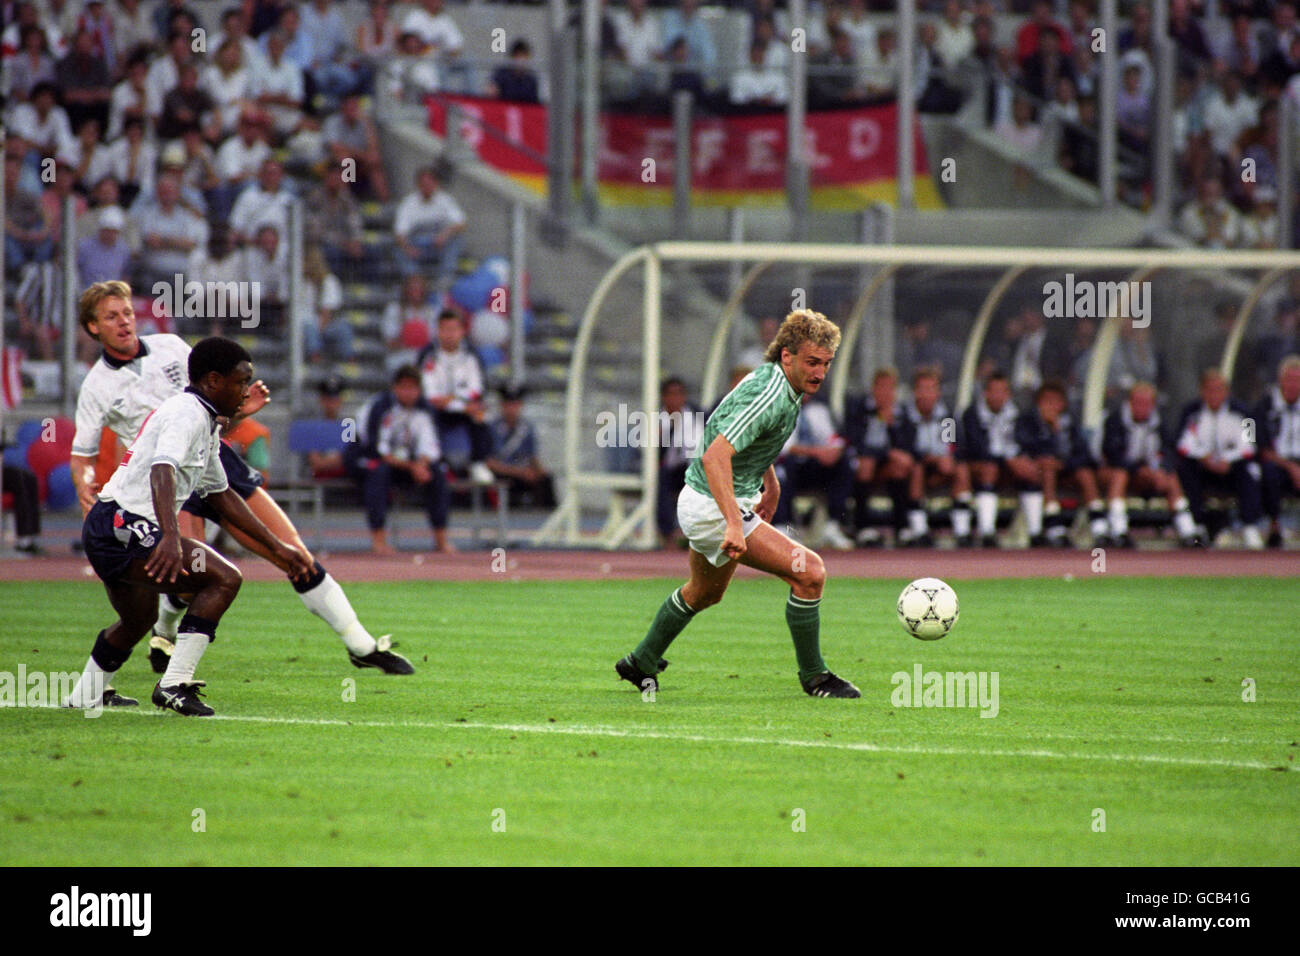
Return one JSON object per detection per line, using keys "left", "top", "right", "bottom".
{"left": 685, "top": 361, "right": 802, "bottom": 500}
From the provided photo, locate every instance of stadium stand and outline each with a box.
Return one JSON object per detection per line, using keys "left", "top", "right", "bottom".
{"left": 3, "top": 0, "right": 1300, "bottom": 553}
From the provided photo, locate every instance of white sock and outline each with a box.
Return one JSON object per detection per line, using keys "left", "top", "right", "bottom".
{"left": 1109, "top": 498, "right": 1128, "bottom": 536}
{"left": 908, "top": 508, "right": 928, "bottom": 536}
{"left": 1172, "top": 499, "right": 1196, "bottom": 538}
{"left": 975, "top": 491, "right": 998, "bottom": 535}
{"left": 161, "top": 632, "right": 209, "bottom": 687}
{"left": 951, "top": 498, "right": 972, "bottom": 537}
{"left": 65, "top": 657, "right": 110, "bottom": 709}
{"left": 154, "top": 594, "right": 187, "bottom": 639}
{"left": 1021, "top": 491, "right": 1044, "bottom": 535}
{"left": 298, "top": 575, "right": 377, "bottom": 656}
{"left": 1087, "top": 501, "right": 1108, "bottom": 537}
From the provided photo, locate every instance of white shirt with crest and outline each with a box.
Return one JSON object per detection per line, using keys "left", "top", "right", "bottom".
{"left": 73, "top": 333, "right": 192, "bottom": 456}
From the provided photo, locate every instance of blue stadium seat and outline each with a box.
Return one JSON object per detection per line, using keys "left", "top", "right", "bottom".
{"left": 288, "top": 419, "right": 349, "bottom": 454}
{"left": 4, "top": 419, "right": 45, "bottom": 467}
{"left": 15, "top": 420, "right": 44, "bottom": 446}
{"left": 439, "top": 422, "right": 472, "bottom": 469}
{"left": 45, "top": 463, "right": 77, "bottom": 510}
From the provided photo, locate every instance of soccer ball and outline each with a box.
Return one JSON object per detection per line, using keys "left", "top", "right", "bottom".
{"left": 896, "top": 578, "right": 959, "bottom": 641}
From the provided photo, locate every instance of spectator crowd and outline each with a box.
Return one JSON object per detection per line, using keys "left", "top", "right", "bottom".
{"left": 4, "top": 1, "right": 1299, "bottom": 553}
{"left": 3, "top": 0, "right": 435, "bottom": 379}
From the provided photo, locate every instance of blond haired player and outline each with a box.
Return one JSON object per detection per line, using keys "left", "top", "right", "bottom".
{"left": 70, "top": 281, "right": 413, "bottom": 675}
{"left": 616, "top": 310, "right": 861, "bottom": 698}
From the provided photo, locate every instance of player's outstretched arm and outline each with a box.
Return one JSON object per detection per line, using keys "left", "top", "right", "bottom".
{"left": 206, "top": 488, "right": 313, "bottom": 581}
{"left": 229, "top": 380, "right": 271, "bottom": 427}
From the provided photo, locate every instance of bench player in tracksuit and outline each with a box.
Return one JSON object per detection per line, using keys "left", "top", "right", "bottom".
{"left": 1255, "top": 355, "right": 1300, "bottom": 548}
{"left": 66, "top": 338, "right": 314, "bottom": 716}
{"left": 1013, "top": 379, "right": 1107, "bottom": 547}
{"left": 1098, "top": 381, "right": 1199, "bottom": 547}
{"left": 842, "top": 367, "right": 916, "bottom": 547}
{"left": 774, "top": 391, "right": 855, "bottom": 550}
{"left": 901, "top": 366, "right": 969, "bottom": 546}
{"left": 70, "top": 280, "right": 413, "bottom": 675}
{"left": 350, "top": 364, "right": 452, "bottom": 554}
{"left": 1173, "top": 368, "right": 1265, "bottom": 549}
{"left": 957, "top": 370, "right": 1036, "bottom": 547}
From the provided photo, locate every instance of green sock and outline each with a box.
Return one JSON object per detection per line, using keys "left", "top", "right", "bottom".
{"left": 631, "top": 587, "right": 697, "bottom": 674}
{"left": 786, "top": 592, "right": 827, "bottom": 682}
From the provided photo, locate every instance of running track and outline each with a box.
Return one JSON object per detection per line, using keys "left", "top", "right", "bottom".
{"left": 3, "top": 548, "right": 1297, "bottom": 582}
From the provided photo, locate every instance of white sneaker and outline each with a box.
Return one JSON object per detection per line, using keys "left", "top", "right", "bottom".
{"left": 1242, "top": 525, "right": 1264, "bottom": 550}
{"left": 855, "top": 527, "right": 883, "bottom": 547}
{"left": 470, "top": 462, "right": 495, "bottom": 485}
{"left": 819, "top": 521, "right": 854, "bottom": 551}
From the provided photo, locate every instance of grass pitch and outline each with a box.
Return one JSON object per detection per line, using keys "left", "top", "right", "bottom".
{"left": 0, "top": 576, "right": 1296, "bottom": 866}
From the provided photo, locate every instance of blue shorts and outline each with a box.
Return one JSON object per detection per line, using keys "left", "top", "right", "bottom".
{"left": 181, "top": 441, "right": 264, "bottom": 522}
{"left": 83, "top": 499, "right": 161, "bottom": 585}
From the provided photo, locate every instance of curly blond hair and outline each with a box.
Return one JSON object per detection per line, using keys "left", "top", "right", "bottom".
{"left": 763, "top": 308, "right": 841, "bottom": 363}
{"left": 78, "top": 280, "right": 133, "bottom": 334}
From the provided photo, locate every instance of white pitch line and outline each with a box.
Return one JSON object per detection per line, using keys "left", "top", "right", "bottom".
{"left": 77, "top": 709, "right": 1286, "bottom": 771}
{"left": 0, "top": 705, "right": 1263, "bottom": 746}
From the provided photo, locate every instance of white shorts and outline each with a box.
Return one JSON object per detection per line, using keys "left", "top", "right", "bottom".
{"left": 677, "top": 484, "right": 763, "bottom": 567}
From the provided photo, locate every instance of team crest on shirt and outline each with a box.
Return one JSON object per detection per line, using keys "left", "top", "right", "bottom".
{"left": 162, "top": 361, "right": 185, "bottom": 390}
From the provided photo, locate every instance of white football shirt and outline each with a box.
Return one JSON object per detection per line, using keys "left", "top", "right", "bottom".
{"left": 100, "top": 390, "right": 229, "bottom": 523}
{"left": 73, "top": 333, "right": 193, "bottom": 457}
{"left": 418, "top": 344, "right": 483, "bottom": 413}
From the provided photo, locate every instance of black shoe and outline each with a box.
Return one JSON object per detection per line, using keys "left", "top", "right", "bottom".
{"left": 63, "top": 687, "right": 138, "bottom": 709}
{"left": 148, "top": 633, "right": 173, "bottom": 675}
{"left": 152, "top": 681, "right": 214, "bottom": 717}
{"left": 1179, "top": 534, "right": 1206, "bottom": 549}
{"left": 1028, "top": 533, "right": 1048, "bottom": 548}
{"left": 980, "top": 534, "right": 999, "bottom": 549}
{"left": 102, "top": 687, "right": 138, "bottom": 707}
{"left": 801, "top": 671, "right": 861, "bottom": 699}
{"left": 1267, "top": 529, "right": 1283, "bottom": 549}
{"left": 1049, "top": 533, "right": 1072, "bottom": 549}
{"left": 615, "top": 655, "right": 659, "bottom": 693}
{"left": 13, "top": 540, "right": 43, "bottom": 555}
{"left": 1094, "top": 533, "right": 1112, "bottom": 549}
{"left": 349, "top": 636, "right": 415, "bottom": 675}
{"left": 953, "top": 534, "right": 974, "bottom": 548}
{"left": 1115, "top": 533, "right": 1135, "bottom": 549}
